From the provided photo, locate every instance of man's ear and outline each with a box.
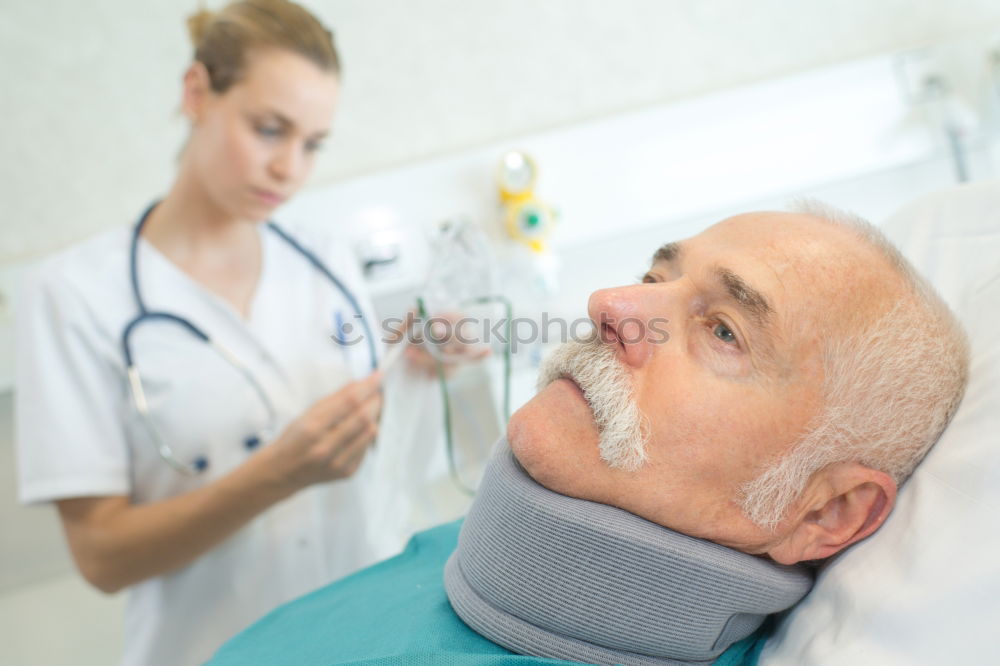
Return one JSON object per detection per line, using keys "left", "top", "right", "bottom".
{"left": 181, "top": 61, "right": 213, "bottom": 122}
{"left": 766, "top": 462, "right": 897, "bottom": 565}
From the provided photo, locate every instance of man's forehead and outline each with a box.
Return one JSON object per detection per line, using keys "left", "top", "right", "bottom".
{"left": 696, "top": 212, "right": 812, "bottom": 250}
{"left": 647, "top": 214, "right": 847, "bottom": 373}
{"left": 648, "top": 211, "right": 906, "bottom": 346}
{"left": 652, "top": 212, "right": 858, "bottom": 275}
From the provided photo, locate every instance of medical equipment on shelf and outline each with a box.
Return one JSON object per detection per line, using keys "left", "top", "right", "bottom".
{"left": 495, "top": 151, "right": 561, "bottom": 303}
{"left": 497, "top": 151, "right": 557, "bottom": 253}
{"left": 415, "top": 217, "right": 512, "bottom": 495}
{"left": 122, "top": 201, "right": 377, "bottom": 476}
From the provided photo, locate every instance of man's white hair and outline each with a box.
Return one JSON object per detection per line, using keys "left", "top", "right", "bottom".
{"left": 737, "top": 199, "right": 970, "bottom": 530}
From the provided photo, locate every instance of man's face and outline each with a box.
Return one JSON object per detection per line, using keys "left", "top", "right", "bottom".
{"left": 507, "top": 212, "right": 896, "bottom": 555}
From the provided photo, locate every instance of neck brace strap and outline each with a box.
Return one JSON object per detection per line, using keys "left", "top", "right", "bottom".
{"left": 445, "top": 440, "right": 813, "bottom": 665}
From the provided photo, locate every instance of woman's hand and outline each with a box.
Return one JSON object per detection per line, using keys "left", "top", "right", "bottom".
{"left": 389, "top": 309, "right": 490, "bottom": 378}
{"left": 56, "top": 373, "right": 384, "bottom": 594}
{"left": 257, "top": 372, "right": 383, "bottom": 495}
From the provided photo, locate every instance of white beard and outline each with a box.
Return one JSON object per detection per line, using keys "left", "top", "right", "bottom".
{"left": 537, "top": 337, "right": 650, "bottom": 471}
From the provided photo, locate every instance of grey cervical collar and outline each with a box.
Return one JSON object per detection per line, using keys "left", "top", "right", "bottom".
{"left": 444, "top": 440, "right": 814, "bottom": 665}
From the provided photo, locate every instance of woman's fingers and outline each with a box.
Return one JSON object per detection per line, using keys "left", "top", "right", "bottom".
{"left": 328, "top": 417, "right": 377, "bottom": 475}
{"left": 265, "top": 378, "right": 383, "bottom": 490}
{"left": 310, "top": 372, "right": 383, "bottom": 430}
{"left": 310, "top": 390, "right": 381, "bottom": 476}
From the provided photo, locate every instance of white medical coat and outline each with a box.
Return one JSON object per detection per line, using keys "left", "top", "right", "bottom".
{"left": 15, "top": 217, "right": 382, "bottom": 666}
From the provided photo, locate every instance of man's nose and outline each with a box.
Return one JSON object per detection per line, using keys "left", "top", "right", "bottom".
{"left": 587, "top": 284, "right": 671, "bottom": 369}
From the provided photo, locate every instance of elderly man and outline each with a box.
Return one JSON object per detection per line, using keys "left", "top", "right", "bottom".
{"left": 209, "top": 203, "right": 968, "bottom": 666}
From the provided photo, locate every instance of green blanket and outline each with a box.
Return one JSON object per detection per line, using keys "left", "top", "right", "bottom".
{"left": 210, "top": 520, "right": 770, "bottom": 665}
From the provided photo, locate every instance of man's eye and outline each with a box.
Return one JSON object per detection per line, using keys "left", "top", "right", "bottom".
{"left": 304, "top": 139, "right": 324, "bottom": 153}
{"left": 713, "top": 322, "right": 737, "bottom": 344}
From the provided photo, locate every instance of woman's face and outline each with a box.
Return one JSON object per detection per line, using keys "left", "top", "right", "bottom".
{"left": 184, "top": 48, "right": 339, "bottom": 221}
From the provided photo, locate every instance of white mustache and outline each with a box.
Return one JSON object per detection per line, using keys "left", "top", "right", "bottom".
{"left": 537, "top": 336, "right": 650, "bottom": 471}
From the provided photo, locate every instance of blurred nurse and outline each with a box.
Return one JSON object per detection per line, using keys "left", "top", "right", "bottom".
{"left": 15, "top": 2, "right": 392, "bottom": 664}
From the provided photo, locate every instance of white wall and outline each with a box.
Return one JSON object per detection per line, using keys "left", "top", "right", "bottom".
{"left": 3, "top": 0, "right": 1000, "bottom": 266}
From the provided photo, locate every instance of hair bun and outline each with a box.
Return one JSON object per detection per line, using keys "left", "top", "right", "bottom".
{"left": 186, "top": 8, "right": 215, "bottom": 48}
{"left": 183, "top": 0, "right": 340, "bottom": 92}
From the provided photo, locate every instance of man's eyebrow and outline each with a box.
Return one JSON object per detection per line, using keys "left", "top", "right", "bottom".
{"left": 649, "top": 243, "right": 773, "bottom": 326}
{"left": 652, "top": 242, "right": 682, "bottom": 264}
{"left": 714, "top": 267, "right": 773, "bottom": 327}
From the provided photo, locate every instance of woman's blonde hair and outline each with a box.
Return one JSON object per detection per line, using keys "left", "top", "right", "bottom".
{"left": 187, "top": 0, "right": 340, "bottom": 93}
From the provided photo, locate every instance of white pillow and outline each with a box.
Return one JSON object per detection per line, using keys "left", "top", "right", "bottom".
{"left": 760, "top": 179, "right": 1000, "bottom": 665}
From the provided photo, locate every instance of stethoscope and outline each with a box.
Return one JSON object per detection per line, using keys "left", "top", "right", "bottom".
{"left": 122, "top": 201, "right": 377, "bottom": 476}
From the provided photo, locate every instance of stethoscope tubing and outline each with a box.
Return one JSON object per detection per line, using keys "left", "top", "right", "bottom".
{"left": 121, "top": 201, "right": 377, "bottom": 475}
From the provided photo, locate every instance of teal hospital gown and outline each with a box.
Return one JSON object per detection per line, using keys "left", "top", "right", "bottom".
{"left": 209, "top": 520, "right": 771, "bottom": 666}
